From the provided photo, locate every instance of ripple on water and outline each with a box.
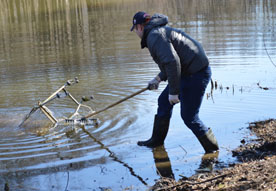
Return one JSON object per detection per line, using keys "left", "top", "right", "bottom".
{"left": 0, "top": 109, "right": 137, "bottom": 175}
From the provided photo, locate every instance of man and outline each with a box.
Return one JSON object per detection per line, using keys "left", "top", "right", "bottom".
{"left": 131, "top": 11, "right": 218, "bottom": 153}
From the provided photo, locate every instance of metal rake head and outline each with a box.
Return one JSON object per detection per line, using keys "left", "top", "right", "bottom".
{"left": 63, "top": 118, "right": 99, "bottom": 126}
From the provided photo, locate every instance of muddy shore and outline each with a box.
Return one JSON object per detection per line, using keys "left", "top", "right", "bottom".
{"left": 153, "top": 119, "right": 276, "bottom": 191}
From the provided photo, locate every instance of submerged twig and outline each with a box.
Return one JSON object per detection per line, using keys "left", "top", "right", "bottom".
{"left": 179, "top": 145, "right": 187, "bottom": 157}
{"left": 257, "top": 82, "right": 269, "bottom": 90}
{"left": 263, "top": 32, "right": 276, "bottom": 69}
{"left": 64, "top": 171, "right": 69, "bottom": 191}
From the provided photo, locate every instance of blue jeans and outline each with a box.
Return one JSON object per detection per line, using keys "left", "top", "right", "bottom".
{"left": 157, "top": 66, "right": 211, "bottom": 138}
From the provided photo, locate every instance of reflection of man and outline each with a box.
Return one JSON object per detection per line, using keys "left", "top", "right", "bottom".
{"left": 196, "top": 151, "right": 219, "bottom": 173}
{"left": 131, "top": 11, "right": 218, "bottom": 153}
{"left": 152, "top": 145, "right": 174, "bottom": 179}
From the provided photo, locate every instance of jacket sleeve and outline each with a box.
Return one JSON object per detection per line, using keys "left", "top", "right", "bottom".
{"left": 147, "top": 31, "right": 181, "bottom": 95}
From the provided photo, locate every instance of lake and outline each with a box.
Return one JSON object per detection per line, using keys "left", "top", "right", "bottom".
{"left": 0, "top": 0, "right": 276, "bottom": 190}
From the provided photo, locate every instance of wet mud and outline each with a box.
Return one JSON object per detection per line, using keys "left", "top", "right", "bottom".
{"left": 152, "top": 119, "right": 276, "bottom": 191}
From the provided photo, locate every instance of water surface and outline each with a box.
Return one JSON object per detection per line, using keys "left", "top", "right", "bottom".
{"left": 0, "top": 0, "right": 276, "bottom": 190}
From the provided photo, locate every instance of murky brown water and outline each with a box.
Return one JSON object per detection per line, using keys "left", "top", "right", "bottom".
{"left": 1, "top": 0, "right": 276, "bottom": 190}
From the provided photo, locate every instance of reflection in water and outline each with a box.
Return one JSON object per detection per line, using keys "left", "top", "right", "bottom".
{"left": 196, "top": 151, "right": 219, "bottom": 173}
{"left": 0, "top": 0, "right": 276, "bottom": 190}
{"left": 80, "top": 125, "right": 148, "bottom": 186}
{"left": 152, "top": 146, "right": 174, "bottom": 179}
{"left": 152, "top": 147, "right": 219, "bottom": 178}
{"left": 0, "top": 0, "right": 275, "bottom": 92}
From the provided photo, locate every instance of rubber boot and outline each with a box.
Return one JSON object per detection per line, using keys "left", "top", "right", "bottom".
{"left": 198, "top": 128, "right": 219, "bottom": 153}
{"left": 137, "top": 115, "right": 170, "bottom": 148}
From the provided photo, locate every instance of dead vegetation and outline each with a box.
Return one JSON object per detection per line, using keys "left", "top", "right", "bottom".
{"left": 152, "top": 119, "right": 276, "bottom": 191}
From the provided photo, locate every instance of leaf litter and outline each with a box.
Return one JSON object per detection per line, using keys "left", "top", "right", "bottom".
{"left": 152, "top": 119, "right": 276, "bottom": 191}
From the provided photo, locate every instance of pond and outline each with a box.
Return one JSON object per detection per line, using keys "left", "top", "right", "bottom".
{"left": 0, "top": 0, "right": 276, "bottom": 190}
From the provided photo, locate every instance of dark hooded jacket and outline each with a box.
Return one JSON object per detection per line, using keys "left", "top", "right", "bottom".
{"left": 141, "top": 14, "right": 209, "bottom": 95}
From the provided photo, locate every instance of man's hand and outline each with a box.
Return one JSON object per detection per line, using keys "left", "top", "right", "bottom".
{"left": 148, "top": 76, "right": 161, "bottom": 90}
{"left": 169, "top": 94, "right": 180, "bottom": 105}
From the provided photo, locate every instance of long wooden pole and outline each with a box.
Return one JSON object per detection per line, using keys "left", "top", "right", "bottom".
{"left": 84, "top": 87, "right": 148, "bottom": 119}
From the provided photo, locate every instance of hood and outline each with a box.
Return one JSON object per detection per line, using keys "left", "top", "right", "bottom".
{"left": 141, "top": 13, "right": 169, "bottom": 48}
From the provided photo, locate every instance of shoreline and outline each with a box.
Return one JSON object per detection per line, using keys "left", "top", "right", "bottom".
{"left": 153, "top": 119, "right": 276, "bottom": 191}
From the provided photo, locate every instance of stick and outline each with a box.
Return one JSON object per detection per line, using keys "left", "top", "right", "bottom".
{"left": 64, "top": 171, "right": 69, "bottom": 191}
{"left": 263, "top": 32, "right": 276, "bottom": 69}
{"left": 83, "top": 87, "right": 148, "bottom": 119}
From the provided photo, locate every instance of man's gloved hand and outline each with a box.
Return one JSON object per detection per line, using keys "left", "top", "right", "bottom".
{"left": 148, "top": 76, "right": 161, "bottom": 90}
{"left": 169, "top": 94, "right": 180, "bottom": 105}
